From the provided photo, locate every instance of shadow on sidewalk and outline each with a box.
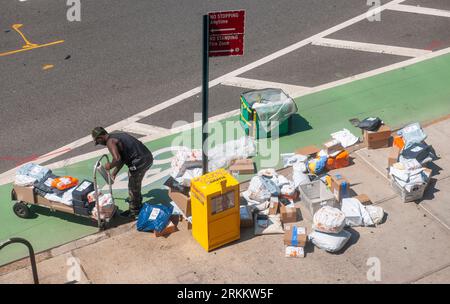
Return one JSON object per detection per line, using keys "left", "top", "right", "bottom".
{"left": 287, "top": 114, "right": 312, "bottom": 135}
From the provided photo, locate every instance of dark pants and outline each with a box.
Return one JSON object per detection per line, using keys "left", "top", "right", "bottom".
{"left": 127, "top": 160, "right": 152, "bottom": 212}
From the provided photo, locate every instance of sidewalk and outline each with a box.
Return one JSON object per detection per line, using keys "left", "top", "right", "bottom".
{"left": 1, "top": 115, "right": 449, "bottom": 284}
{"left": 1, "top": 52, "right": 450, "bottom": 270}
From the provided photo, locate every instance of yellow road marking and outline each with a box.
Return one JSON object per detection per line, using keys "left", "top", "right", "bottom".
{"left": 42, "top": 64, "right": 54, "bottom": 70}
{"left": 13, "top": 24, "right": 39, "bottom": 48}
{"left": 0, "top": 24, "right": 64, "bottom": 57}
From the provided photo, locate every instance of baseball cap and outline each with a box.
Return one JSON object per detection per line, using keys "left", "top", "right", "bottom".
{"left": 92, "top": 127, "right": 108, "bottom": 145}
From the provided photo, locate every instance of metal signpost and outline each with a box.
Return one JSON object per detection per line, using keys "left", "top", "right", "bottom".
{"left": 202, "top": 10, "right": 245, "bottom": 174}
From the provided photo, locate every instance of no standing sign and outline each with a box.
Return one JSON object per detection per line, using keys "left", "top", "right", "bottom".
{"left": 208, "top": 10, "right": 245, "bottom": 57}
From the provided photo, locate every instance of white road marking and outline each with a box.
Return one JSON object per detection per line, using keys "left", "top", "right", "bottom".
{"left": 33, "top": 108, "right": 240, "bottom": 174}
{"left": 312, "top": 37, "right": 431, "bottom": 57}
{"left": 0, "top": 0, "right": 420, "bottom": 185}
{"left": 120, "top": 122, "right": 169, "bottom": 136}
{"left": 295, "top": 46, "right": 450, "bottom": 98}
{"left": 388, "top": 4, "right": 450, "bottom": 18}
{"left": 220, "top": 77, "right": 310, "bottom": 96}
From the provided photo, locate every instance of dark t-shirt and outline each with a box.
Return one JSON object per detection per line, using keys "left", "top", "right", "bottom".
{"left": 108, "top": 132, "right": 153, "bottom": 169}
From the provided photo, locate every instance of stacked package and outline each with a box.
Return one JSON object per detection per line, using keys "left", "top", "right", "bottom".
{"left": 389, "top": 123, "right": 435, "bottom": 202}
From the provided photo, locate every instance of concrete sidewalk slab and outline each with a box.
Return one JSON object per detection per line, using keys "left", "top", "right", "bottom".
{"left": 0, "top": 252, "right": 90, "bottom": 284}
{"left": 421, "top": 177, "right": 450, "bottom": 228}
{"left": 343, "top": 196, "right": 450, "bottom": 283}
{"left": 413, "top": 265, "right": 450, "bottom": 284}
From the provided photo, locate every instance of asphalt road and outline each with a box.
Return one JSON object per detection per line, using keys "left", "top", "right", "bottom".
{"left": 1, "top": 0, "right": 450, "bottom": 174}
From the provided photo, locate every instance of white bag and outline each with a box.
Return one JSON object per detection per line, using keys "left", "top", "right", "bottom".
{"left": 208, "top": 136, "right": 256, "bottom": 171}
{"left": 281, "top": 184, "right": 296, "bottom": 197}
{"left": 14, "top": 174, "right": 37, "bottom": 187}
{"left": 313, "top": 206, "right": 346, "bottom": 234}
{"left": 366, "top": 205, "right": 385, "bottom": 225}
{"left": 281, "top": 153, "right": 308, "bottom": 168}
{"left": 176, "top": 167, "right": 203, "bottom": 187}
{"left": 254, "top": 214, "right": 284, "bottom": 235}
{"left": 341, "top": 198, "right": 374, "bottom": 227}
{"left": 292, "top": 169, "right": 310, "bottom": 188}
{"left": 243, "top": 176, "right": 272, "bottom": 204}
{"left": 170, "top": 148, "right": 203, "bottom": 178}
{"left": 309, "top": 230, "right": 351, "bottom": 253}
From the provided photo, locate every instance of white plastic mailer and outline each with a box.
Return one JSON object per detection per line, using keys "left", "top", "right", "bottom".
{"left": 309, "top": 230, "right": 352, "bottom": 253}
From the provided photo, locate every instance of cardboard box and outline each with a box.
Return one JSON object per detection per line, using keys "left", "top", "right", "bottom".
{"left": 168, "top": 188, "right": 191, "bottom": 217}
{"left": 323, "top": 139, "right": 344, "bottom": 155}
{"left": 364, "top": 125, "right": 392, "bottom": 149}
{"left": 240, "top": 205, "right": 254, "bottom": 228}
{"left": 280, "top": 204, "right": 298, "bottom": 223}
{"left": 330, "top": 174, "right": 350, "bottom": 202}
{"left": 283, "top": 225, "right": 307, "bottom": 247}
{"left": 152, "top": 221, "right": 178, "bottom": 237}
{"left": 388, "top": 146, "right": 401, "bottom": 168}
{"left": 285, "top": 246, "right": 305, "bottom": 258}
{"left": 268, "top": 197, "right": 280, "bottom": 215}
{"left": 295, "top": 145, "right": 320, "bottom": 158}
{"left": 13, "top": 185, "right": 35, "bottom": 203}
{"left": 367, "top": 139, "right": 390, "bottom": 149}
{"left": 229, "top": 159, "right": 255, "bottom": 174}
{"left": 354, "top": 194, "right": 372, "bottom": 206}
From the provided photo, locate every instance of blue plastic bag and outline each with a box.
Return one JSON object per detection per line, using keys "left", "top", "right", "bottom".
{"left": 136, "top": 203, "right": 173, "bottom": 232}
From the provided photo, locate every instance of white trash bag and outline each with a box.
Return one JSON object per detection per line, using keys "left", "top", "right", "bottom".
{"left": 309, "top": 229, "right": 352, "bottom": 253}
{"left": 292, "top": 168, "right": 310, "bottom": 188}
{"left": 242, "top": 176, "right": 272, "bottom": 205}
{"left": 366, "top": 205, "right": 385, "bottom": 225}
{"left": 170, "top": 148, "right": 202, "bottom": 178}
{"left": 313, "top": 206, "right": 346, "bottom": 234}
{"left": 341, "top": 198, "right": 374, "bottom": 227}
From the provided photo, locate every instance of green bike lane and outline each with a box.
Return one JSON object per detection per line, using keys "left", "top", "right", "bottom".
{"left": 1, "top": 52, "right": 450, "bottom": 266}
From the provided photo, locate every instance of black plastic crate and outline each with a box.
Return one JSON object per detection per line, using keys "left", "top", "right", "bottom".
{"left": 72, "top": 198, "right": 89, "bottom": 208}
{"left": 72, "top": 180, "right": 94, "bottom": 202}
{"left": 73, "top": 205, "right": 91, "bottom": 216}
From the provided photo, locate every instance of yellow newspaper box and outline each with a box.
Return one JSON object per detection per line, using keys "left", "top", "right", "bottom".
{"left": 190, "top": 169, "right": 240, "bottom": 252}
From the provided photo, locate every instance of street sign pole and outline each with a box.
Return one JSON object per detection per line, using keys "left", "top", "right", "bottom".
{"left": 202, "top": 14, "right": 209, "bottom": 175}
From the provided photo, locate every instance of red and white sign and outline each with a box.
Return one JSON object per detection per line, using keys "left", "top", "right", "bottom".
{"left": 208, "top": 10, "right": 245, "bottom": 57}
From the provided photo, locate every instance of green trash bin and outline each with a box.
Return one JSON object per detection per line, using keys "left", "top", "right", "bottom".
{"left": 239, "top": 88, "right": 297, "bottom": 139}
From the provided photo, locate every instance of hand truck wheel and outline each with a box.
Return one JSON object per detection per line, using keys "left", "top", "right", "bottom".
{"left": 13, "top": 202, "right": 31, "bottom": 219}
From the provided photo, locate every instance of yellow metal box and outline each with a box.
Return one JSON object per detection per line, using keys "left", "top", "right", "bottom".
{"left": 190, "top": 169, "right": 240, "bottom": 252}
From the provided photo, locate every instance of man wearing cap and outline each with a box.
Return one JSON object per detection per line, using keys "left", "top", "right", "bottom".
{"left": 92, "top": 127, "right": 153, "bottom": 217}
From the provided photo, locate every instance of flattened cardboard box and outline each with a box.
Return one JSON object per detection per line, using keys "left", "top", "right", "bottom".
{"left": 168, "top": 188, "right": 191, "bottom": 217}
{"left": 295, "top": 145, "right": 320, "bottom": 157}
{"left": 229, "top": 159, "right": 255, "bottom": 175}
{"left": 280, "top": 204, "right": 298, "bottom": 223}
{"left": 283, "top": 224, "right": 307, "bottom": 247}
